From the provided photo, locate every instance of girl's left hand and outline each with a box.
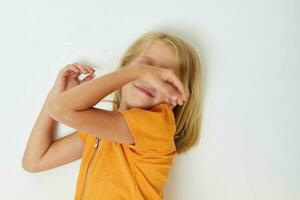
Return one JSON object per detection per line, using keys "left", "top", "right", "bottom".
{"left": 51, "top": 63, "right": 95, "bottom": 94}
{"left": 133, "top": 63, "right": 187, "bottom": 107}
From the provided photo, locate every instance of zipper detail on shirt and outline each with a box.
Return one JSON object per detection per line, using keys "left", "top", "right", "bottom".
{"left": 80, "top": 137, "right": 100, "bottom": 200}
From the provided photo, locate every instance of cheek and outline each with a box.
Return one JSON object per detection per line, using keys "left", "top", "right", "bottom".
{"left": 154, "top": 91, "right": 166, "bottom": 102}
{"left": 121, "top": 82, "right": 135, "bottom": 97}
{"left": 122, "top": 81, "right": 166, "bottom": 105}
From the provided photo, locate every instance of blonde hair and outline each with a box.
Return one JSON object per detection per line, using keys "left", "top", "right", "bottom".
{"left": 107, "top": 31, "right": 204, "bottom": 154}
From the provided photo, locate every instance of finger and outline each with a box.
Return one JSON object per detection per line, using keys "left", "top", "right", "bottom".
{"left": 60, "top": 64, "right": 73, "bottom": 74}
{"left": 171, "top": 94, "right": 183, "bottom": 107}
{"left": 160, "top": 82, "right": 179, "bottom": 106}
{"left": 73, "top": 63, "right": 89, "bottom": 74}
{"left": 166, "top": 82, "right": 183, "bottom": 106}
{"left": 171, "top": 96, "right": 177, "bottom": 107}
{"left": 69, "top": 64, "right": 80, "bottom": 74}
{"left": 70, "top": 63, "right": 83, "bottom": 74}
{"left": 166, "top": 75, "right": 187, "bottom": 102}
{"left": 85, "top": 66, "right": 95, "bottom": 74}
{"left": 172, "top": 86, "right": 183, "bottom": 105}
{"left": 67, "top": 64, "right": 82, "bottom": 78}
{"left": 169, "top": 90, "right": 179, "bottom": 106}
{"left": 59, "top": 64, "right": 75, "bottom": 78}
{"left": 80, "top": 64, "right": 94, "bottom": 74}
{"left": 69, "top": 70, "right": 78, "bottom": 78}
{"left": 172, "top": 79, "right": 186, "bottom": 102}
{"left": 164, "top": 96, "right": 177, "bottom": 108}
{"left": 157, "top": 81, "right": 172, "bottom": 102}
{"left": 177, "top": 94, "right": 183, "bottom": 105}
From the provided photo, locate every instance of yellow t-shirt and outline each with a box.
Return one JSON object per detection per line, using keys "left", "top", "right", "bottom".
{"left": 74, "top": 103, "right": 177, "bottom": 200}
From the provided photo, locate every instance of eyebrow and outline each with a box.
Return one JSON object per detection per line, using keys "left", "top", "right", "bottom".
{"left": 140, "top": 56, "right": 155, "bottom": 63}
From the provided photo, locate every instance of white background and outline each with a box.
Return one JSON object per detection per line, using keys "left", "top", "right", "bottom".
{"left": 0, "top": 1, "right": 299, "bottom": 199}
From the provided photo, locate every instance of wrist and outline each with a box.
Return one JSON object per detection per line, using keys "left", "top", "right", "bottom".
{"left": 48, "top": 88, "right": 59, "bottom": 96}
{"left": 123, "top": 64, "right": 142, "bottom": 80}
{"left": 46, "top": 88, "right": 61, "bottom": 101}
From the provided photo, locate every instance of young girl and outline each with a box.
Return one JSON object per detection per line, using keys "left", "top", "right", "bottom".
{"left": 22, "top": 31, "right": 203, "bottom": 200}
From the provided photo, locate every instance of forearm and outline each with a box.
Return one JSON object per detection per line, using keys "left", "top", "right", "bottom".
{"left": 48, "top": 65, "right": 140, "bottom": 111}
{"left": 22, "top": 91, "right": 57, "bottom": 171}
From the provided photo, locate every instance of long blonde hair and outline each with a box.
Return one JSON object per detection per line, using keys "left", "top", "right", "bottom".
{"left": 107, "top": 31, "right": 204, "bottom": 154}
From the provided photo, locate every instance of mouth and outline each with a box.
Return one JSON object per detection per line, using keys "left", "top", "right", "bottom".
{"left": 134, "top": 85, "right": 154, "bottom": 98}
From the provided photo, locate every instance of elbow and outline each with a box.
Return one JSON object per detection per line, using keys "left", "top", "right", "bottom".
{"left": 21, "top": 159, "right": 39, "bottom": 173}
{"left": 47, "top": 98, "right": 76, "bottom": 124}
{"left": 47, "top": 98, "right": 65, "bottom": 121}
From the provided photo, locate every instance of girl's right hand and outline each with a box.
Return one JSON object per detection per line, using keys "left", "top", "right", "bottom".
{"left": 50, "top": 63, "right": 95, "bottom": 94}
{"left": 134, "top": 64, "right": 188, "bottom": 107}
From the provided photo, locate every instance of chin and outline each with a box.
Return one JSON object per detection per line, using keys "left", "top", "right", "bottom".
{"left": 125, "top": 99, "right": 153, "bottom": 109}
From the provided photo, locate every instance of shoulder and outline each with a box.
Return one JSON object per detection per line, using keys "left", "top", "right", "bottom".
{"left": 117, "top": 103, "right": 176, "bottom": 152}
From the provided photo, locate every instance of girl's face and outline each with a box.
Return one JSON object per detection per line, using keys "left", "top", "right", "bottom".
{"left": 120, "top": 40, "right": 180, "bottom": 110}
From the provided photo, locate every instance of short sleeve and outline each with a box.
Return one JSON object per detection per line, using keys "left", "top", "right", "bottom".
{"left": 117, "top": 103, "right": 176, "bottom": 153}
{"left": 76, "top": 130, "right": 89, "bottom": 143}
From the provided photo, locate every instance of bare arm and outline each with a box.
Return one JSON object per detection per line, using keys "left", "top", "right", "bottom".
{"left": 21, "top": 91, "right": 54, "bottom": 172}
{"left": 46, "top": 64, "right": 141, "bottom": 144}
{"left": 47, "top": 63, "right": 186, "bottom": 144}
{"left": 21, "top": 65, "right": 96, "bottom": 173}
{"left": 22, "top": 62, "right": 185, "bottom": 173}
{"left": 22, "top": 91, "right": 85, "bottom": 172}
{"left": 34, "top": 130, "right": 85, "bottom": 172}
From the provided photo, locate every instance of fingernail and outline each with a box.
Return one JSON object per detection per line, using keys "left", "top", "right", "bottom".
{"left": 172, "top": 95, "right": 177, "bottom": 100}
